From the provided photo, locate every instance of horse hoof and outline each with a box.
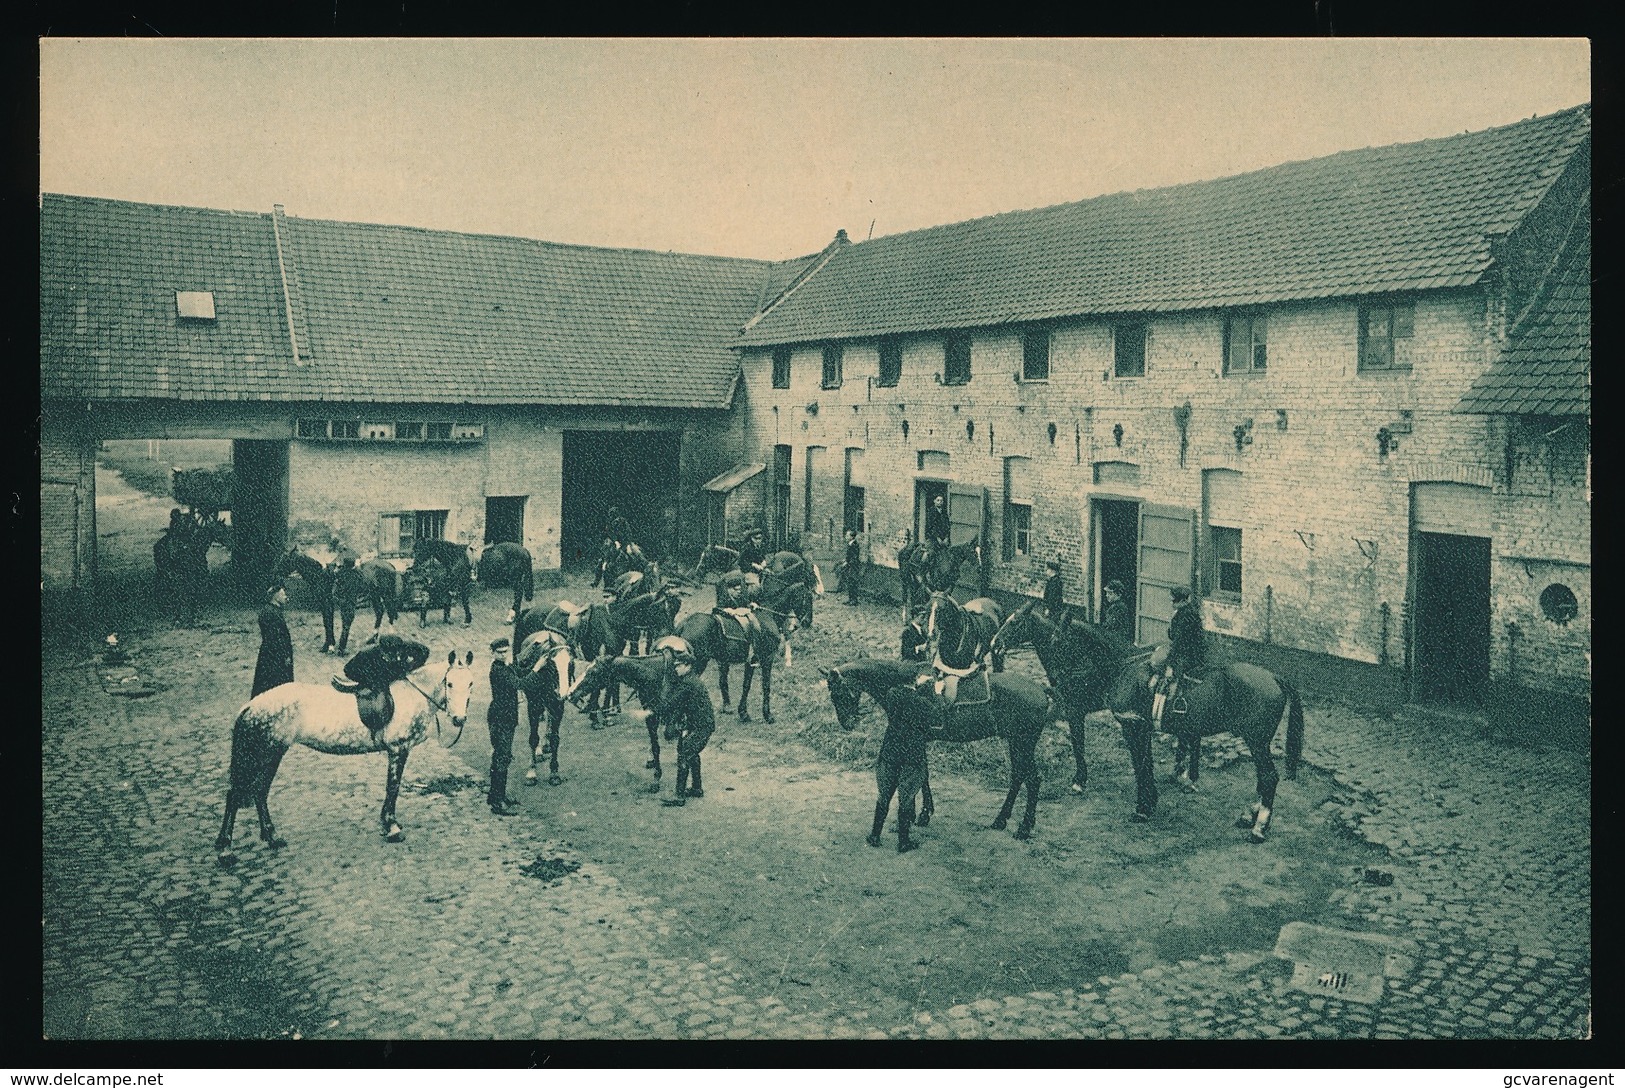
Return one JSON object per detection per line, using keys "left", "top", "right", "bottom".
{"left": 646, "top": 782, "right": 661, "bottom": 793}
{"left": 644, "top": 759, "right": 658, "bottom": 769}
{"left": 1014, "top": 827, "right": 1033, "bottom": 841}
{"left": 1179, "top": 779, "right": 1198, "bottom": 794}
{"left": 763, "top": 714, "right": 774, "bottom": 724}
{"left": 738, "top": 713, "right": 751, "bottom": 723}
{"left": 1234, "top": 816, "right": 1254, "bottom": 830}
{"left": 1249, "top": 830, "right": 1268, "bottom": 844}
{"left": 866, "top": 834, "right": 881, "bottom": 848}
{"left": 1070, "top": 782, "right": 1084, "bottom": 795}
{"left": 267, "top": 837, "right": 288, "bottom": 850}
{"left": 525, "top": 770, "right": 538, "bottom": 784}
{"left": 216, "top": 852, "right": 237, "bottom": 869}
{"left": 991, "top": 817, "right": 1009, "bottom": 831}
{"left": 549, "top": 775, "right": 562, "bottom": 787}
{"left": 719, "top": 706, "right": 734, "bottom": 715}
{"left": 385, "top": 825, "right": 405, "bottom": 843}
{"left": 916, "top": 812, "right": 931, "bottom": 827}
{"left": 897, "top": 840, "right": 919, "bottom": 854}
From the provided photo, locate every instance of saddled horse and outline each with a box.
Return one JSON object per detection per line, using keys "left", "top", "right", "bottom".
{"left": 510, "top": 628, "right": 580, "bottom": 787}
{"left": 412, "top": 539, "right": 474, "bottom": 626}
{"left": 568, "top": 653, "right": 676, "bottom": 788}
{"left": 1011, "top": 609, "right": 1306, "bottom": 840}
{"left": 213, "top": 649, "right": 476, "bottom": 867}
{"left": 606, "top": 569, "right": 684, "bottom": 646}
{"left": 914, "top": 538, "right": 1004, "bottom": 674}
{"left": 821, "top": 656, "right": 1058, "bottom": 841}
{"left": 511, "top": 585, "right": 681, "bottom": 725}
{"left": 273, "top": 547, "right": 340, "bottom": 652}
{"left": 756, "top": 551, "right": 822, "bottom": 633}
{"left": 474, "top": 541, "right": 535, "bottom": 623}
{"left": 674, "top": 607, "right": 785, "bottom": 723}
{"left": 816, "top": 657, "right": 936, "bottom": 831}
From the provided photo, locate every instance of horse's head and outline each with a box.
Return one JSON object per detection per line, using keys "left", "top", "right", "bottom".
{"left": 992, "top": 599, "right": 1051, "bottom": 657}
{"left": 921, "top": 538, "right": 979, "bottom": 593}
{"left": 567, "top": 654, "right": 613, "bottom": 706}
{"left": 818, "top": 664, "right": 864, "bottom": 732}
{"left": 439, "top": 650, "right": 476, "bottom": 729}
{"left": 518, "top": 630, "right": 578, "bottom": 702}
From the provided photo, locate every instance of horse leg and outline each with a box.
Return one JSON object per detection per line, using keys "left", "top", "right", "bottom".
{"left": 214, "top": 787, "right": 242, "bottom": 866}
{"left": 1242, "top": 738, "right": 1280, "bottom": 843}
{"left": 1120, "top": 716, "right": 1159, "bottom": 822}
{"left": 869, "top": 761, "right": 899, "bottom": 847}
{"left": 991, "top": 741, "right": 1021, "bottom": 832}
{"left": 1068, "top": 717, "right": 1089, "bottom": 794}
{"left": 645, "top": 713, "right": 663, "bottom": 787}
{"left": 254, "top": 746, "right": 290, "bottom": 849}
{"left": 507, "top": 584, "right": 521, "bottom": 625}
{"left": 320, "top": 606, "right": 336, "bottom": 653}
{"left": 760, "top": 662, "right": 774, "bottom": 724}
{"left": 1015, "top": 742, "right": 1040, "bottom": 840}
{"left": 917, "top": 757, "right": 933, "bottom": 827}
{"left": 737, "top": 663, "right": 754, "bottom": 723}
{"left": 525, "top": 701, "right": 544, "bottom": 784}
{"left": 461, "top": 583, "right": 473, "bottom": 626}
{"left": 546, "top": 702, "right": 563, "bottom": 786}
{"left": 716, "top": 662, "right": 734, "bottom": 714}
{"left": 381, "top": 747, "right": 409, "bottom": 842}
{"left": 1178, "top": 735, "right": 1201, "bottom": 793}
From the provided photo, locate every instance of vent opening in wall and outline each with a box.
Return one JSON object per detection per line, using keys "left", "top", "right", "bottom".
{"left": 1540, "top": 583, "right": 1578, "bottom": 624}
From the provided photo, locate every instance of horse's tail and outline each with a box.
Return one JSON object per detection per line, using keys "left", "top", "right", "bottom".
{"left": 1280, "top": 677, "right": 1304, "bottom": 780}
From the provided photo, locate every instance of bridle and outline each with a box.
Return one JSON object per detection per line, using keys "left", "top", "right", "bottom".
{"left": 404, "top": 667, "right": 467, "bottom": 748}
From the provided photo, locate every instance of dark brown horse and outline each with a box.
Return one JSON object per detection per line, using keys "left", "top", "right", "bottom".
{"left": 474, "top": 541, "right": 535, "bottom": 623}
{"left": 674, "top": 607, "right": 784, "bottom": 723}
{"left": 272, "top": 547, "right": 338, "bottom": 651}
{"left": 412, "top": 539, "right": 474, "bottom": 626}
{"left": 567, "top": 654, "right": 675, "bottom": 788}
{"left": 356, "top": 558, "right": 405, "bottom": 643}
{"left": 820, "top": 656, "right": 1058, "bottom": 841}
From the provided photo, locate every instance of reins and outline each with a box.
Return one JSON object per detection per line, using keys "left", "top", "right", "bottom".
{"left": 404, "top": 672, "right": 465, "bottom": 748}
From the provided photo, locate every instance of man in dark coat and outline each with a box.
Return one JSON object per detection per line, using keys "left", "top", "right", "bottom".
{"left": 900, "top": 607, "right": 930, "bottom": 663}
{"left": 840, "top": 529, "right": 863, "bottom": 604}
{"left": 485, "top": 638, "right": 523, "bottom": 816}
{"left": 658, "top": 649, "right": 717, "bottom": 806}
{"left": 736, "top": 528, "right": 769, "bottom": 585}
{"left": 252, "top": 584, "right": 295, "bottom": 697}
{"left": 343, "top": 634, "right": 432, "bottom": 732}
{"left": 868, "top": 684, "right": 934, "bottom": 853}
{"left": 332, "top": 554, "right": 365, "bottom": 655}
{"left": 924, "top": 494, "right": 951, "bottom": 552}
{"left": 1041, "top": 559, "right": 1067, "bottom": 625}
{"left": 1100, "top": 579, "right": 1134, "bottom": 642}
{"left": 1153, "top": 586, "right": 1209, "bottom": 725}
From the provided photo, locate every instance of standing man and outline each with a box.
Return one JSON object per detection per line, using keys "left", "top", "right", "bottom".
{"left": 1100, "top": 579, "right": 1134, "bottom": 642}
{"left": 900, "top": 606, "right": 930, "bottom": 662}
{"left": 840, "top": 529, "right": 863, "bottom": 605}
{"left": 332, "top": 553, "right": 364, "bottom": 655}
{"left": 659, "top": 648, "right": 717, "bottom": 806}
{"left": 1041, "top": 559, "right": 1067, "bottom": 625}
{"left": 924, "top": 494, "right": 951, "bottom": 553}
{"left": 252, "top": 584, "right": 294, "bottom": 697}
{"left": 485, "top": 638, "right": 523, "bottom": 817}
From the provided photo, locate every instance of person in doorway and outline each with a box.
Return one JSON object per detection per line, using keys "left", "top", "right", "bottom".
{"left": 252, "top": 584, "right": 294, "bottom": 698}
{"left": 924, "top": 494, "right": 951, "bottom": 553}
{"left": 484, "top": 637, "right": 523, "bottom": 816}
{"left": 840, "top": 529, "right": 863, "bottom": 604}
{"left": 658, "top": 649, "right": 717, "bottom": 806}
{"left": 1100, "top": 579, "right": 1134, "bottom": 642}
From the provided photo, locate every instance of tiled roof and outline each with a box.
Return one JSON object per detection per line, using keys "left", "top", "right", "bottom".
{"left": 736, "top": 105, "right": 1592, "bottom": 346}
{"left": 1458, "top": 211, "right": 1590, "bottom": 417}
{"left": 40, "top": 194, "right": 789, "bottom": 408}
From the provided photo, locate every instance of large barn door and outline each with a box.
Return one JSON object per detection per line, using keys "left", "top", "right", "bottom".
{"left": 1136, "top": 503, "right": 1195, "bottom": 645}
{"left": 949, "top": 482, "right": 988, "bottom": 598}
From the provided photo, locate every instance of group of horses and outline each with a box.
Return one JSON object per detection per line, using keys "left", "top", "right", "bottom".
{"left": 214, "top": 534, "right": 1307, "bottom": 867}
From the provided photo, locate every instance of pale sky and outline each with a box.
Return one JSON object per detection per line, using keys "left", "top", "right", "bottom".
{"left": 39, "top": 37, "right": 1590, "bottom": 261}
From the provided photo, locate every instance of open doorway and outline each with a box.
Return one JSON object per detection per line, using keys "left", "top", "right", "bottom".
{"left": 1093, "top": 498, "right": 1139, "bottom": 623}
{"left": 1412, "top": 531, "right": 1492, "bottom": 705}
{"left": 485, "top": 496, "right": 526, "bottom": 545}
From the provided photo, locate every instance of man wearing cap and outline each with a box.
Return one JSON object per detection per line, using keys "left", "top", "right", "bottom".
{"left": 658, "top": 648, "right": 716, "bottom": 806}
{"left": 252, "top": 584, "right": 294, "bottom": 697}
{"left": 1100, "top": 579, "right": 1133, "bottom": 642}
{"left": 1153, "top": 586, "right": 1209, "bottom": 725}
{"left": 485, "top": 638, "right": 523, "bottom": 816}
{"left": 900, "top": 606, "right": 930, "bottom": 663}
{"left": 737, "top": 528, "right": 769, "bottom": 586}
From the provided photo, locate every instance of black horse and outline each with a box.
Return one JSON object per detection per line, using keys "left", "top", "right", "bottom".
{"left": 356, "top": 558, "right": 406, "bottom": 642}
{"left": 568, "top": 654, "right": 674, "bottom": 788}
{"left": 820, "top": 656, "right": 1057, "bottom": 841}
{"left": 273, "top": 547, "right": 339, "bottom": 652}
{"left": 475, "top": 541, "right": 535, "bottom": 623}
{"left": 412, "top": 539, "right": 474, "bottom": 626}
{"left": 756, "top": 551, "right": 821, "bottom": 632}
{"left": 673, "top": 607, "right": 784, "bottom": 723}
{"left": 1001, "top": 605, "right": 1306, "bottom": 840}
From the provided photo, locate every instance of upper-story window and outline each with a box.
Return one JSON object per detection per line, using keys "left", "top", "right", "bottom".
{"left": 1022, "top": 326, "right": 1051, "bottom": 381}
{"left": 1359, "top": 300, "right": 1415, "bottom": 371}
{"left": 1224, "top": 312, "right": 1267, "bottom": 375}
{"left": 1113, "top": 322, "right": 1146, "bottom": 378}
{"left": 944, "top": 333, "right": 972, "bottom": 385}
{"left": 821, "top": 344, "right": 844, "bottom": 390}
{"left": 877, "top": 339, "right": 902, "bottom": 388}
{"left": 771, "top": 347, "right": 791, "bottom": 389}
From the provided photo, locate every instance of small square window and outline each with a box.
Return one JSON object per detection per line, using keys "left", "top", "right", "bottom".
{"left": 822, "top": 344, "right": 844, "bottom": 390}
{"left": 330, "top": 419, "right": 360, "bottom": 440}
{"left": 944, "top": 333, "right": 972, "bottom": 385}
{"left": 1114, "top": 323, "right": 1146, "bottom": 378}
{"left": 363, "top": 421, "right": 395, "bottom": 440}
{"left": 176, "top": 291, "right": 216, "bottom": 320}
{"left": 1022, "top": 327, "right": 1050, "bottom": 381}
{"left": 771, "top": 347, "right": 791, "bottom": 390}
{"left": 877, "top": 339, "right": 902, "bottom": 387}
{"left": 1359, "top": 301, "right": 1414, "bottom": 371}
{"left": 453, "top": 422, "right": 485, "bottom": 440}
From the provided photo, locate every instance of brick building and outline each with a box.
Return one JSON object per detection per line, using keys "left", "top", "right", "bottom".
{"left": 730, "top": 106, "right": 1590, "bottom": 722}
{"left": 40, "top": 196, "right": 810, "bottom": 596}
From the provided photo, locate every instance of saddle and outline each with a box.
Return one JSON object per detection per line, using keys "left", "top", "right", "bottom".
{"left": 713, "top": 608, "right": 759, "bottom": 661}
{"left": 331, "top": 675, "right": 394, "bottom": 734}
{"left": 1152, "top": 674, "right": 1203, "bottom": 728}
{"left": 554, "top": 600, "right": 592, "bottom": 632}
{"left": 928, "top": 653, "right": 992, "bottom": 719}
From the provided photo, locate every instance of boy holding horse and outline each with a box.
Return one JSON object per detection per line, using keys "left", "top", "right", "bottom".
{"left": 868, "top": 684, "right": 934, "bottom": 853}
{"left": 658, "top": 648, "right": 716, "bottom": 806}
{"left": 485, "top": 637, "right": 523, "bottom": 816}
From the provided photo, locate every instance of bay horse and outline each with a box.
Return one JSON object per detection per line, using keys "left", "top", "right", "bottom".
{"left": 273, "top": 547, "right": 339, "bottom": 652}
{"left": 356, "top": 558, "right": 405, "bottom": 643}
{"left": 412, "top": 539, "right": 474, "bottom": 626}
{"left": 821, "top": 657, "right": 1058, "bottom": 841}
{"left": 568, "top": 654, "right": 675, "bottom": 788}
{"left": 511, "top": 585, "right": 680, "bottom": 726}
{"left": 757, "top": 551, "right": 822, "bottom": 634}
{"left": 988, "top": 600, "right": 1112, "bottom": 795}
{"left": 474, "top": 541, "right": 535, "bottom": 623}
{"left": 674, "top": 607, "right": 784, "bottom": 723}
{"left": 213, "top": 649, "right": 476, "bottom": 867}
{"left": 511, "top": 628, "right": 580, "bottom": 787}
{"left": 1009, "top": 607, "right": 1306, "bottom": 840}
